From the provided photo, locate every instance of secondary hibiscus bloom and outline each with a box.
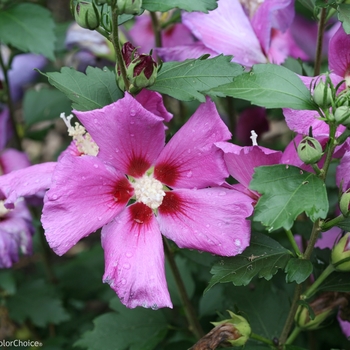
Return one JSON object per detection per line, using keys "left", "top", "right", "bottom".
{"left": 42, "top": 93, "right": 254, "bottom": 309}
{"left": 157, "top": 0, "right": 295, "bottom": 66}
{"left": 0, "top": 149, "right": 34, "bottom": 268}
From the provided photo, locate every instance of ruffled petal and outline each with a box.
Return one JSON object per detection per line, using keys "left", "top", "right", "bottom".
{"left": 216, "top": 142, "right": 282, "bottom": 189}
{"left": 74, "top": 93, "right": 165, "bottom": 178}
{"left": 102, "top": 202, "right": 172, "bottom": 309}
{"left": 42, "top": 155, "right": 133, "bottom": 256}
{"left": 158, "top": 188, "right": 254, "bottom": 256}
{"left": 0, "top": 149, "right": 31, "bottom": 174}
{"left": 329, "top": 25, "right": 350, "bottom": 79}
{"left": 154, "top": 99, "right": 230, "bottom": 189}
{"left": 135, "top": 90, "right": 172, "bottom": 122}
{"left": 338, "top": 315, "right": 350, "bottom": 338}
{"left": 251, "top": 0, "right": 294, "bottom": 55}
{"left": 0, "top": 162, "right": 56, "bottom": 208}
{"left": 182, "top": 0, "right": 266, "bottom": 65}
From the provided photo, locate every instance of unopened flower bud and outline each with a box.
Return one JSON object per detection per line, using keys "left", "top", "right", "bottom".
{"left": 313, "top": 80, "right": 332, "bottom": 109}
{"left": 116, "top": 42, "right": 157, "bottom": 92}
{"left": 211, "top": 311, "right": 251, "bottom": 347}
{"left": 340, "top": 190, "right": 350, "bottom": 217}
{"left": 116, "top": 0, "right": 142, "bottom": 15}
{"left": 331, "top": 232, "right": 350, "bottom": 271}
{"left": 297, "top": 137, "right": 323, "bottom": 165}
{"left": 295, "top": 303, "right": 333, "bottom": 330}
{"left": 72, "top": 0, "right": 100, "bottom": 30}
{"left": 334, "top": 106, "right": 350, "bottom": 127}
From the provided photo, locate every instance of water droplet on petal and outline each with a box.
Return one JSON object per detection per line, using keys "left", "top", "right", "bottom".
{"left": 94, "top": 118, "right": 98, "bottom": 123}
{"left": 151, "top": 304, "right": 158, "bottom": 310}
{"left": 52, "top": 194, "right": 58, "bottom": 200}
{"left": 234, "top": 239, "right": 241, "bottom": 247}
{"left": 219, "top": 191, "right": 226, "bottom": 196}
{"left": 130, "top": 121, "right": 134, "bottom": 125}
{"left": 123, "top": 263, "right": 131, "bottom": 269}
{"left": 130, "top": 109, "right": 136, "bottom": 116}
{"left": 98, "top": 217, "right": 102, "bottom": 221}
{"left": 94, "top": 164, "right": 99, "bottom": 168}
{"left": 126, "top": 252, "right": 132, "bottom": 258}
{"left": 186, "top": 171, "right": 192, "bottom": 178}
{"left": 121, "top": 278, "right": 127, "bottom": 285}
{"left": 130, "top": 134, "right": 134, "bottom": 137}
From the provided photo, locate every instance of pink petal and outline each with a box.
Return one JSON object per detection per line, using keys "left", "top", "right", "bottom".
{"left": 216, "top": 142, "right": 282, "bottom": 189}
{"left": 158, "top": 188, "right": 254, "bottom": 256}
{"left": 338, "top": 314, "right": 350, "bottom": 339}
{"left": 329, "top": 25, "right": 350, "bottom": 79}
{"left": 0, "top": 162, "right": 56, "bottom": 208}
{"left": 336, "top": 151, "right": 350, "bottom": 191}
{"left": 315, "top": 227, "right": 342, "bottom": 249}
{"left": 156, "top": 43, "right": 218, "bottom": 62}
{"left": 251, "top": 0, "right": 294, "bottom": 55}
{"left": 0, "top": 149, "right": 31, "bottom": 174}
{"left": 154, "top": 99, "right": 230, "bottom": 189}
{"left": 128, "top": 15, "right": 194, "bottom": 56}
{"left": 102, "top": 202, "right": 172, "bottom": 309}
{"left": 74, "top": 93, "right": 165, "bottom": 178}
{"left": 267, "top": 29, "right": 291, "bottom": 64}
{"left": 42, "top": 154, "right": 133, "bottom": 256}
{"left": 182, "top": 0, "right": 266, "bottom": 66}
{"left": 283, "top": 74, "right": 345, "bottom": 135}
{"left": 135, "top": 89, "right": 172, "bottom": 122}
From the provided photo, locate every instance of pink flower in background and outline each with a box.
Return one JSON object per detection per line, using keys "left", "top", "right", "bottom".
{"left": 128, "top": 14, "right": 195, "bottom": 57}
{"left": 157, "top": 0, "right": 295, "bottom": 66}
{"left": 283, "top": 25, "right": 350, "bottom": 136}
{"left": 0, "top": 149, "right": 34, "bottom": 268}
{"left": 41, "top": 93, "right": 253, "bottom": 309}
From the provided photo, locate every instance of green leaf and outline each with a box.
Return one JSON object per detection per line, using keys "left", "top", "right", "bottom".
{"left": 250, "top": 165, "right": 329, "bottom": 232}
{"left": 23, "top": 87, "right": 72, "bottom": 127}
{"left": 75, "top": 297, "right": 168, "bottom": 350}
{"left": 297, "top": 0, "right": 315, "bottom": 12}
{"left": 232, "top": 279, "right": 290, "bottom": 340}
{"left": 317, "top": 271, "right": 350, "bottom": 293}
{"left": 142, "top": 0, "right": 218, "bottom": 12}
{"left": 41, "top": 66, "right": 123, "bottom": 111}
{"left": 285, "top": 258, "right": 313, "bottom": 284}
{"left": 0, "top": 270, "right": 16, "bottom": 295}
{"left": 206, "top": 64, "right": 317, "bottom": 110}
{"left": 338, "top": 4, "right": 350, "bottom": 34}
{"left": 149, "top": 55, "right": 243, "bottom": 102}
{"left": 6, "top": 279, "right": 70, "bottom": 327}
{"left": 0, "top": 3, "right": 55, "bottom": 60}
{"left": 206, "top": 233, "right": 292, "bottom": 291}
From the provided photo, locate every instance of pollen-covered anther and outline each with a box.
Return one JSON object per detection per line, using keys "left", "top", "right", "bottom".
{"left": 133, "top": 174, "right": 165, "bottom": 209}
{"left": 0, "top": 200, "right": 10, "bottom": 217}
{"left": 60, "top": 113, "right": 99, "bottom": 156}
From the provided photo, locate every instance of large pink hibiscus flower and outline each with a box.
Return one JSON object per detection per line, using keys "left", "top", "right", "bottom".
{"left": 41, "top": 93, "right": 254, "bottom": 309}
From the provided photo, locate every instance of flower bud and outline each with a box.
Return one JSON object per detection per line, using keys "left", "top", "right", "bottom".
{"left": 211, "top": 311, "right": 251, "bottom": 347}
{"left": 297, "top": 137, "right": 323, "bottom": 165}
{"left": 340, "top": 190, "right": 350, "bottom": 217}
{"left": 116, "top": 0, "right": 142, "bottom": 15}
{"left": 334, "top": 106, "right": 350, "bottom": 127}
{"left": 295, "top": 302, "right": 333, "bottom": 330}
{"left": 116, "top": 42, "right": 157, "bottom": 92}
{"left": 72, "top": 0, "right": 100, "bottom": 30}
{"left": 331, "top": 232, "right": 350, "bottom": 271}
{"left": 313, "top": 80, "right": 332, "bottom": 108}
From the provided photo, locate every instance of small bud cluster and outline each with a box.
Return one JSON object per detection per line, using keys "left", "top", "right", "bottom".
{"left": 116, "top": 42, "right": 158, "bottom": 93}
